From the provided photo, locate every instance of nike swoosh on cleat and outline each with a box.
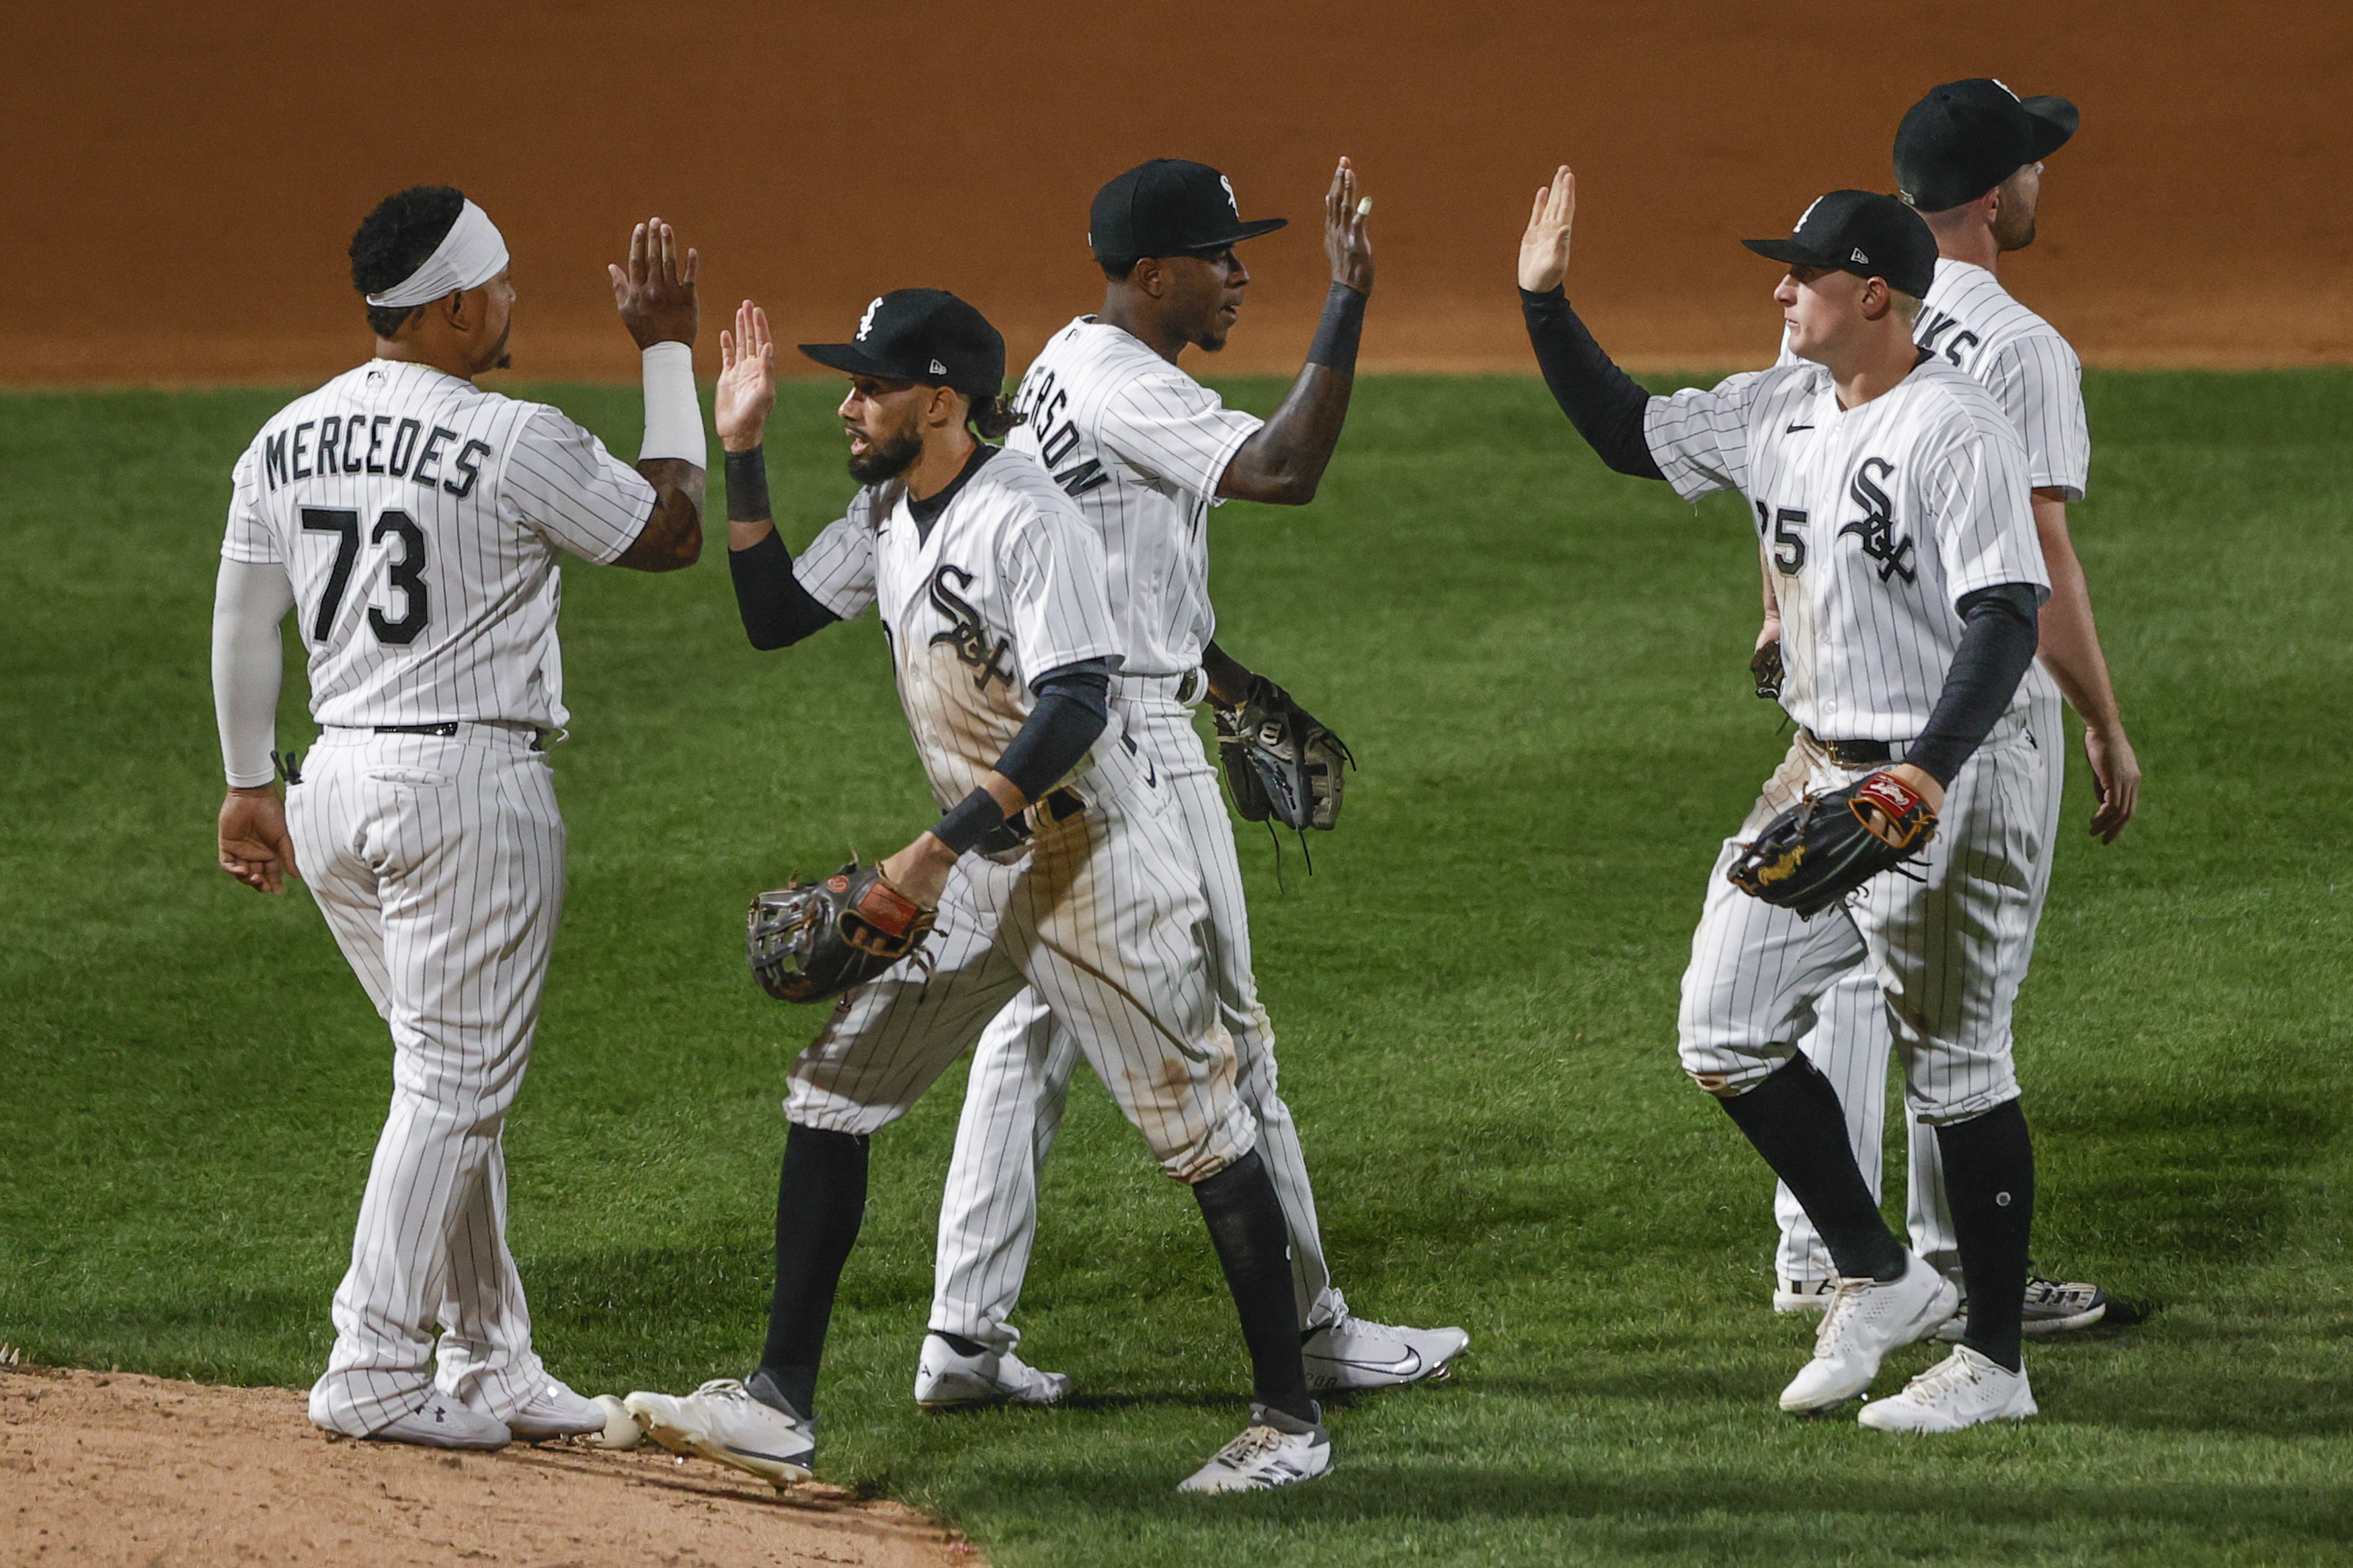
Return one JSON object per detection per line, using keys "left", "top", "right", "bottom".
{"left": 725, "top": 1444, "right": 811, "bottom": 1464}
{"left": 1318, "top": 1350, "right": 1425, "bottom": 1377}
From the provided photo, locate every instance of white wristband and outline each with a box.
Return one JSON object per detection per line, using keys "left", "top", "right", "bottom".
{"left": 639, "top": 341, "right": 705, "bottom": 463}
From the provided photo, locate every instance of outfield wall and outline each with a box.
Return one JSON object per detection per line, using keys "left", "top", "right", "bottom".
{"left": 9, "top": 1, "right": 2346, "bottom": 385}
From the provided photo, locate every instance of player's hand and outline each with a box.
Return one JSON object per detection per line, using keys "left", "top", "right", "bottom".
{"left": 1518, "top": 166, "right": 1577, "bottom": 292}
{"left": 218, "top": 786, "right": 299, "bottom": 895}
{"left": 879, "top": 833, "right": 956, "bottom": 911}
{"left": 1859, "top": 762, "right": 1944, "bottom": 848}
{"left": 609, "top": 218, "right": 700, "bottom": 349}
{"left": 715, "top": 299, "right": 778, "bottom": 453}
{"left": 2082, "top": 724, "right": 2141, "bottom": 843}
{"left": 1755, "top": 614, "right": 1782, "bottom": 653}
{"left": 1324, "top": 157, "right": 1373, "bottom": 294}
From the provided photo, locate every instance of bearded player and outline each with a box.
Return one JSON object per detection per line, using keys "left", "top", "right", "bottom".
{"left": 1760, "top": 81, "right": 2137, "bottom": 1342}
{"left": 912, "top": 158, "right": 1468, "bottom": 1411}
{"left": 1523, "top": 169, "right": 2058, "bottom": 1430}
{"left": 625, "top": 289, "right": 1335, "bottom": 1492}
{"left": 212, "top": 188, "right": 704, "bottom": 1448}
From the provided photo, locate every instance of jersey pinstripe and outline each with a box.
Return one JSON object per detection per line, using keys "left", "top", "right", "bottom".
{"left": 793, "top": 449, "right": 1122, "bottom": 809}
{"left": 1000, "top": 318, "right": 1263, "bottom": 676}
{"left": 222, "top": 360, "right": 653, "bottom": 730}
{"left": 1644, "top": 357, "right": 2048, "bottom": 740}
{"left": 1773, "top": 260, "right": 2090, "bottom": 500}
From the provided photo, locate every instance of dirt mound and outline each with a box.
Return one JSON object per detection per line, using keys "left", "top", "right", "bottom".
{"left": 1, "top": 1366, "right": 976, "bottom": 1568}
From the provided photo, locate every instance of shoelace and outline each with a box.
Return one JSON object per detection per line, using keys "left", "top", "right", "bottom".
{"left": 1215, "top": 1426, "right": 1288, "bottom": 1469}
{"left": 1324, "top": 1313, "right": 1407, "bottom": 1347}
{"left": 1811, "top": 1278, "right": 1874, "bottom": 1357}
{"left": 694, "top": 1377, "right": 755, "bottom": 1405}
{"left": 1903, "top": 1353, "right": 1987, "bottom": 1400}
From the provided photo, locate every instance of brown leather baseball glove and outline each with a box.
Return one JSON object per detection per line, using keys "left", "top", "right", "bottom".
{"left": 1726, "top": 770, "right": 1938, "bottom": 919}
{"left": 746, "top": 862, "right": 936, "bottom": 1004}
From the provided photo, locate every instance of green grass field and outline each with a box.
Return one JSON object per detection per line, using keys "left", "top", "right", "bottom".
{"left": 4, "top": 370, "right": 2349, "bottom": 1566}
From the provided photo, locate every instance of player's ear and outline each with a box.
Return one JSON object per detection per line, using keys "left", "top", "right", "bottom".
{"left": 1131, "top": 256, "right": 1167, "bottom": 300}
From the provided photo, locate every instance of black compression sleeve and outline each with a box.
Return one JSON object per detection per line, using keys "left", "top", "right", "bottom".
{"left": 1520, "top": 286, "right": 1664, "bottom": 480}
{"left": 725, "top": 446, "right": 772, "bottom": 522}
{"left": 729, "top": 530, "right": 841, "bottom": 650}
{"left": 1306, "top": 282, "right": 1367, "bottom": 371}
{"left": 992, "top": 663, "right": 1111, "bottom": 802}
{"left": 1906, "top": 583, "right": 2042, "bottom": 786}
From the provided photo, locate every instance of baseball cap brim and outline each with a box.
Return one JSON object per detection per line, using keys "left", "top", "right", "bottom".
{"left": 1741, "top": 237, "right": 1838, "bottom": 270}
{"left": 2020, "top": 94, "right": 2079, "bottom": 161}
{"left": 1141, "top": 216, "right": 1287, "bottom": 257}
{"left": 798, "top": 341, "right": 918, "bottom": 382}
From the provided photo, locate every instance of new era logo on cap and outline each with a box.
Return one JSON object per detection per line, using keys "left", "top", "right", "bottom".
{"left": 929, "top": 358, "right": 947, "bottom": 374}
{"left": 1851, "top": 248, "right": 1870, "bottom": 264}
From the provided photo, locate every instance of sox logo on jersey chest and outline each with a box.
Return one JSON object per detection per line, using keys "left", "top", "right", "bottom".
{"left": 926, "top": 563, "right": 1016, "bottom": 690}
{"left": 1838, "top": 458, "right": 1917, "bottom": 584}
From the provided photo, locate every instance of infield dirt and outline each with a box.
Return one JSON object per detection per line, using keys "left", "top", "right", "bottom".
{"left": 1, "top": 1365, "right": 978, "bottom": 1568}
{"left": 9, "top": 1, "right": 2348, "bottom": 384}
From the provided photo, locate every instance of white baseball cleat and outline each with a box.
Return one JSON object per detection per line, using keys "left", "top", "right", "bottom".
{"left": 1935, "top": 1271, "right": 2108, "bottom": 1341}
{"left": 913, "top": 1332, "right": 1072, "bottom": 1409}
{"left": 1773, "top": 1276, "right": 1838, "bottom": 1314}
{"left": 625, "top": 1376, "right": 816, "bottom": 1487}
{"left": 508, "top": 1377, "right": 608, "bottom": 1440}
{"left": 361, "top": 1397, "right": 510, "bottom": 1451}
{"left": 1302, "top": 1309, "right": 1469, "bottom": 1391}
{"left": 1858, "top": 1346, "right": 2037, "bottom": 1432}
{"left": 1779, "top": 1254, "right": 1960, "bottom": 1413}
{"left": 1176, "top": 1403, "right": 1332, "bottom": 1493}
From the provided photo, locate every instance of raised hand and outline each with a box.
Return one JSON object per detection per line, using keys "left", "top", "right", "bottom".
{"left": 609, "top": 218, "right": 701, "bottom": 349}
{"left": 715, "top": 298, "right": 778, "bottom": 453}
{"left": 1324, "top": 157, "right": 1373, "bottom": 294}
{"left": 1519, "top": 166, "right": 1577, "bottom": 292}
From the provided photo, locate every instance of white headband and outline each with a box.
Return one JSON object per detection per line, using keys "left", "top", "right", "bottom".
{"left": 364, "top": 200, "right": 510, "bottom": 308}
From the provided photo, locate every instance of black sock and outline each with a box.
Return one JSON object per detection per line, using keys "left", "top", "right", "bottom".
{"left": 1193, "top": 1149, "right": 1317, "bottom": 1426}
{"left": 756, "top": 1122, "right": 870, "bottom": 1418}
{"left": 1717, "top": 1055, "right": 1907, "bottom": 1282}
{"left": 1936, "top": 1098, "right": 2034, "bottom": 1373}
{"left": 932, "top": 1330, "right": 988, "bottom": 1358}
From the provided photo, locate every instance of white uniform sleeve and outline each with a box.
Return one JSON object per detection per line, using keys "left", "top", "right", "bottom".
{"left": 211, "top": 558, "right": 295, "bottom": 788}
{"left": 503, "top": 405, "right": 659, "bottom": 564}
{"left": 998, "top": 500, "right": 1123, "bottom": 688}
{"left": 1096, "top": 373, "right": 1263, "bottom": 503}
{"left": 220, "top": 445, "right": 279, "bottom": 565}
{"left": 1981, "top": 333, "right": 2090, "bottom": 501}
{"left": 1925, "top": 409, "right": 2051, "bottom": 611}
{"left": 792, "top": 490, "right": 881, "bottom": 620}
{"left": 1642, "top": 369, "right": 1773, "bottom": 503}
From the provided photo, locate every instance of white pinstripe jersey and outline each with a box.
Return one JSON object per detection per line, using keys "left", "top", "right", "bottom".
{"left": 793, "top": 448, "right": 1123, "bottom": 810}
{"left": 1645, "top": 357, "right": 2049, "bottom": 740}
{"left": 1776, "top": 259, "right": 2091, "bottom": 501}
{"left": 1002, "top": 318, "right": 1263, "bottom": 676}
{"left": 221, "top": 360, "right": 653, "bottom": 729}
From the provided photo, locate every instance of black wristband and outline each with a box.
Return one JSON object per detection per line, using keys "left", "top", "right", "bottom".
{"left": 933, "top": 787, "right": 1008, "bottom": 856}
{"left": 725, "top": 446, "right": 771, "bottom": 522}
{"left": 1306, "top": 282, "right": 1367, "bottom": 371}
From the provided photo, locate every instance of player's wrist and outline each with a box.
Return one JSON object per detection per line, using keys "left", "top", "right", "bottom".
{"left": 724, "top": 447, "right": 771, "bottom": 520}
{"left": 639, "top": 341, "right": 706, "bottom": 464}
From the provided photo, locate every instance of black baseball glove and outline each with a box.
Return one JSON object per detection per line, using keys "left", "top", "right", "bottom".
{"left": 1213, "top": 674, "right": 1354, "bottom": 832}
{"left": 746, "top": 862, "right": 936, "bottom": 1004}
{"left": 1726, "top": 770, "right": 1938, "bottom": 919}
{"left": 1751, "top": 638, "right": 1784, "bottom": 701}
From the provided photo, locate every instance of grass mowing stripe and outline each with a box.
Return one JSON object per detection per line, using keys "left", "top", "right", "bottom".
{"left": 2, "top": 372, "right": 2347, "bottom": 1565}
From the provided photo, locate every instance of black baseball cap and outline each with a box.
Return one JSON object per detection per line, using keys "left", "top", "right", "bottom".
{"left": 1088, "top": 159, "right": 1287, "bottom": 261}
{"left": 1743, "top": 190, "right": 1940, "bottom": 300}
{"left": 799, "top": 288, "right": 1005, "bottom": 401}
{"left": 1895, "top": 78, "right": 2078, "bottom": 212}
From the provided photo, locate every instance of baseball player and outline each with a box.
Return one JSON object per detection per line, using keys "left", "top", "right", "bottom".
{"left": 623, "top": 290, "right": 1334, "bottom": 1493}
{"left": 1761, "top": 81, "right": 2139, "bottom": 1337}
{"left": 912, "top": 158, "right": 1468, "bottom": 1412}
{"left": 210, "top": 188, "right": 707, "bottom": 1450}
{"left": 1521, "top": 169, "right": 2057, "bottom": 1430}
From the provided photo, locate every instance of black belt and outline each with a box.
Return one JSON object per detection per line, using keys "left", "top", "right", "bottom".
{"left": 972, "top": 786, "right": 1086, "bottom": 856}
{"left": 1812, "top": 733, "right": 1895, "bottom": 767}
{"left": 371, "top": 721, "right": 547, "bottom": 753}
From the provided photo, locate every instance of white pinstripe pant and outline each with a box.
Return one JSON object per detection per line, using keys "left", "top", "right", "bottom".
{"left": 1680, "top": 711, "right": 2052, "bottom": 1143}
{"left": 288, "top": 727, "right": 565, "bottom": 1437}
{"left": 787, "top": 755, "right": 1253, "bottom": 1188}
{"left": 926, "top": 694, "right": 1337, "bottom": 1356}
{"left": 1772, "top": 692, "right": 2067, "bottom": 1283}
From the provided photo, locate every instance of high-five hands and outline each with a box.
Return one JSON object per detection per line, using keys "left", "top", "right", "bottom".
{"left": 1326, "top": 158, "right": 1374, "bottom": 294}
{"left": 610, "top": 218, "right": 701, "bottom": 349}
{"left": 1519, "top": 166, "right": 1577, "bottom": 292}
{"left": 715, "top": 300, "right": 778, "bottom": 454}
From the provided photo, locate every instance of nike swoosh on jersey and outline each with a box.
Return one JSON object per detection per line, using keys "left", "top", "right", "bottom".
{"left": 1786, "top": 422, "right": 1815, "bottom": 432}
